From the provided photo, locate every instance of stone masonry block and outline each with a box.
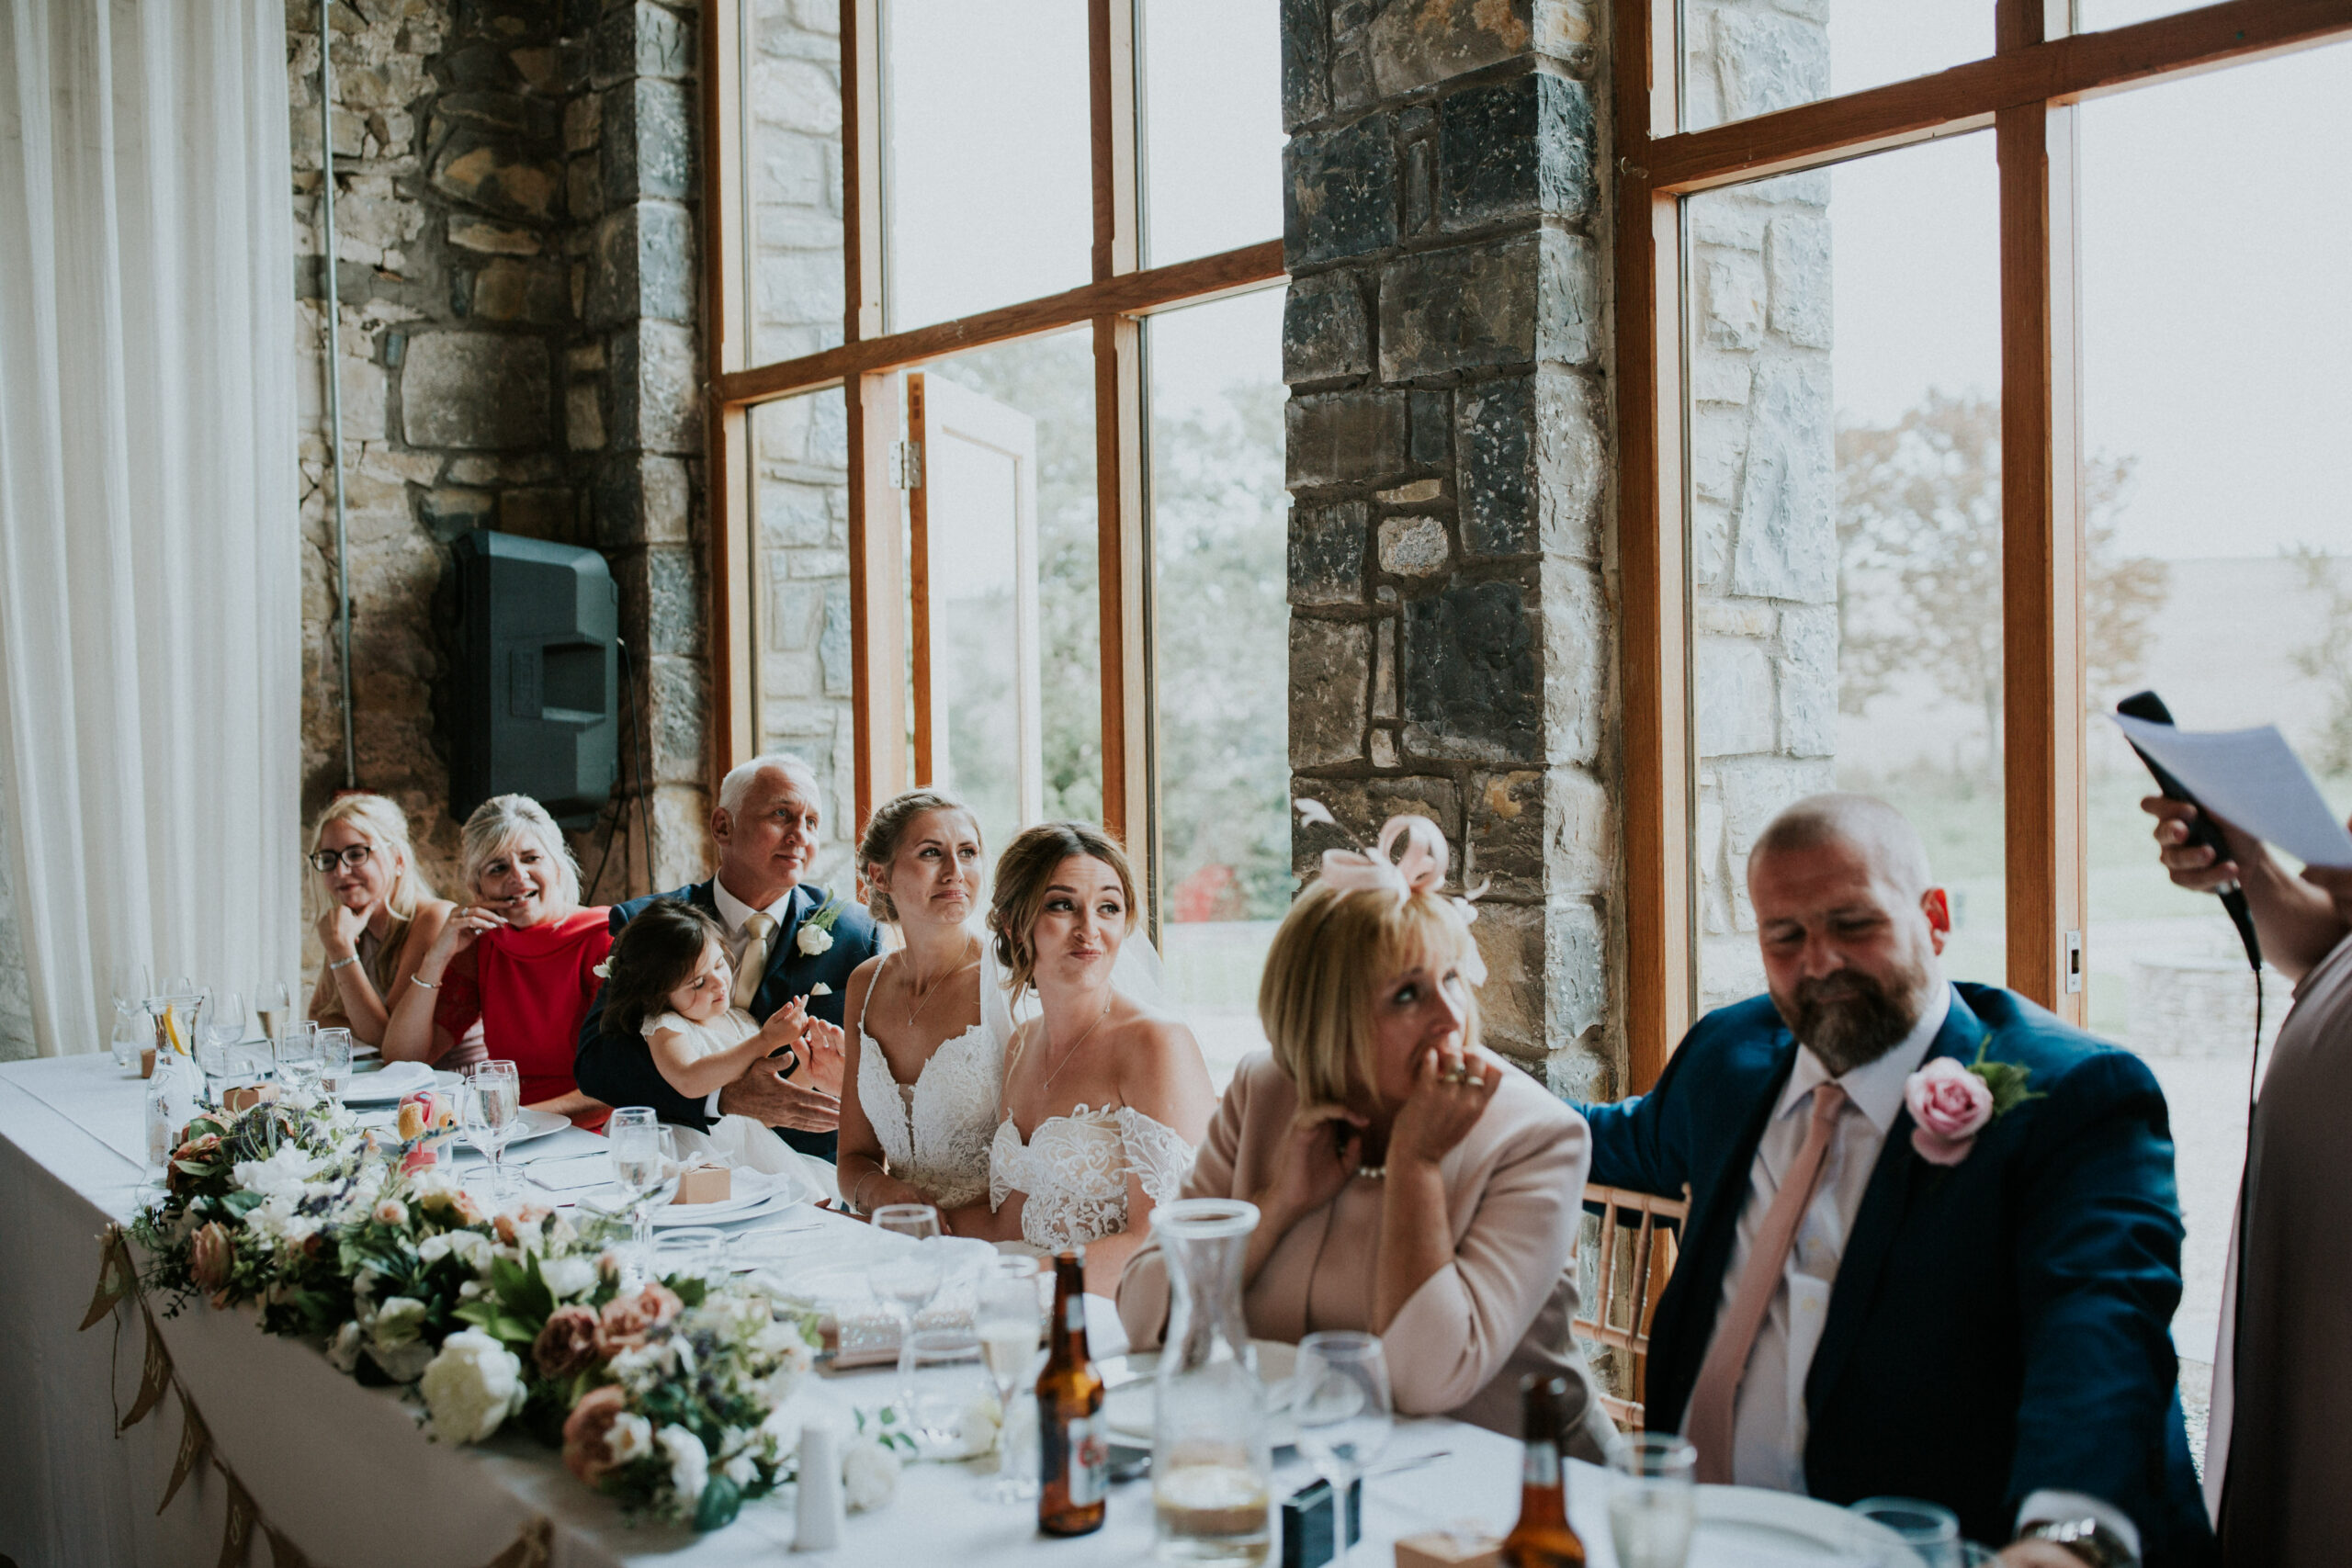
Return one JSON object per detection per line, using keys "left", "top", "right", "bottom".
{"left": 1540, "top": 561, "right": 1605, "bottom": 765}
{"left": 1765, "top": 215, "right": 1831, "bottom": 348}
{"left": 596, "top": 2, "right": 695, "bottom": 89}
{"left": 1284, "top": 115, "right": 1397, "bottom": 269}
{"left": 609, "top": 319, "right": 703, "bottom": 456}
{"left": 1366, "top": 0, "right": 1535, "bottom": 98}
{"left": 589, "top": 199, "right": 695, "bottom": 327}
{"left": 648, "top": 653, "right": 709, "bottom": 786}
{"left": 1402, "top": 578, "right": 1538, "bottom": 764}
{"left": 603, "top": 77, "right": 695, "bottom": 207}
{"left": 1290, "top": 499, "right": 1368, "bottom": 606}
{"left": 429, "top": 130, "right": 561, "bottom": 220}
{"left": 400, "top": 333, "right": 551, "bottom": 449}
{"left": 1455, "top": 369, "right": 1602, "bottom": 562}
{"left": 1713, "top": 8, "right": 1828, "bottom": 126}
{"left": 1290, "top": 616, "right": 1371, "bottom": 769}
{"left": 1468, "top": 900, "right": 1547, "bottom": 1062}
{"left": 1437, "top": 73, "right": 1593, "bottom": 231}
{"left": 1778, "top": 602, "right": 1838, "bottom": 757}
{"left": 1283, "top": 271, "right": 1373, "bottom": 385}
{"left": 645, "top": 544, "right": 705, "bottom": 657}
{"left": 1547, "top": 896, "right": 1609, "bottom": 1040}
{"left": 1696, "top": 635, "right": 1776, "bottom": 758}
{"left": 1280, "top": 0, "right": 1331, "bottom": 129}
{"left": 1380, "top": 234, "right": 1534, "bottom": 382}
{"left": 1730, "top": 355, "right": 1836, "bottom": 603}
{"left": 1286, "top": 390, "right": 1408, "bottom": 488}
{"left": 1377, "top": 515, "right": 1450, "bottom": 576}
{"left": 1408, "top": 389, "right": 1451, "bottom": 465}
{"left": 820, "top": 582, "right": 852, "bottom": 696}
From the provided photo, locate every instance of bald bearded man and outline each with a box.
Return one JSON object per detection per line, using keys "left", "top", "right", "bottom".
{"left": 1580, "top": 795, "right": 2213, "bottom": 1568}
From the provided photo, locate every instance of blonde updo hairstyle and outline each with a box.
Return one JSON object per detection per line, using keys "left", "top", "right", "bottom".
{"left": 857, "top": 788, "right": 981, "bottom": 924}
{"left": 458, "top": 794, "right": 582, "bottom": 909}
{"left": 988, "top": 821, "right": 1137, "bottom": 997}
{"left": 1257, "top": 878, "right": 1483, "bottom": 1110}
{"left": 309, "top": 793, "right": 435, "bottom": 920}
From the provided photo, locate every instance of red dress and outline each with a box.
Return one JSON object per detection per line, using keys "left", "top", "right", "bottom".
{"left": 434, "top": 907, "right": 614, "bottom": 1128}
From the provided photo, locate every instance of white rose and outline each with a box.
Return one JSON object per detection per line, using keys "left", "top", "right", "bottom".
{"left": 956, "top": 1393, "right": 1001, "bottom": 1459}
{"left": 658, "top": 1425, "right": 709, "bottom": 1505}
{"left": 609, "top": 1411, "right": 654, "bottom": 1466}
{"left": 367, "top": 1337, "right": 437, "bottom": 1385}
{"left": 419, "top": 1328, "right": 526, "bottom": 1444}
{"left": 370, "top": 1295, "right": 428, "bottom": 1347}
{"left": 416, "top": 1234, "right": 453, "bottom": 1264}
{"left": 325, "top": 1320, "right": 364, "bottom": 1374}
{"left": 723, "top": 1450, "right": 759, "bottom": 1487}
{"left": 541, "top": 1255, "right": 598, "bottom": 1301}
{"left": 446, "top": 1230, "right": 493, "bottom": 1272}
{"left": 796, "top": 924, "right": 833, "bottom": 957}
{"left": 841, "top": 1436, "right": 900, "bottom": 1513}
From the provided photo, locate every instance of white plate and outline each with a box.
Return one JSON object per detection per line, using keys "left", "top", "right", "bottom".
{"left": 1690, "top": 1484, "right": 1902, "bottom": 1563}
{"left": 505, "top": 1106, "right": 571, "bottom": 1146}
{"left": 1102, "top": 1338, "right": 1297, "bottom": 1448}
{"left": 648, "top": 1164, "right": 817, "bottom": 1226}
{"left": 341, "top": 1061, "right": 435, "bottom": 1102}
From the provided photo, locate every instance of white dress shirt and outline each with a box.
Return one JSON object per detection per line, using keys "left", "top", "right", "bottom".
{"left": 1710, "top": 982, "right": 2141, "bottom": 1560}
{"left": 701, "top": 878, "right": 797, "bottom": 1118}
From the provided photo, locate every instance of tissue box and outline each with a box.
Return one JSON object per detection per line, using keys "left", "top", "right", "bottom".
{"left": 1394, "top": 1531, "right": 1502, "bottom": 1568}
{"left": 222, "top": 1084, "right": 281, "bottom": 1113}
{"left": 671, "top": 1165, "right": 733, "bottom": 1204}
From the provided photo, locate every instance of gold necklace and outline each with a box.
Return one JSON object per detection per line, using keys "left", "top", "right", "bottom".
{"left": 900, "top": 935, "right": 977, "bottom": 1032}
{"left": 1030, "top": 994, "right": 1114, "bottom": 1095}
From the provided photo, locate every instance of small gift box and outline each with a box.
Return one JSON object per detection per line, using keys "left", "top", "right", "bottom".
{"left": 140, "top": 1047, "right": 157, "bottom": 1079}
{"left": 1394, "top": 1530, "right": 1501, "bottom": 1568}
{"left": 1282, "top": 1477, "right": 1362, "bottom": 1568}
{"left": 671, "top": 1163, "right": 733, "bottom": 1205}
{"left": 221, "top": 1084, "right": 281, "bottom": 1113}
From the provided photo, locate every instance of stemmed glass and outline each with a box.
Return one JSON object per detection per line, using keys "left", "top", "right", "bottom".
{"left": 461, "top": 1059, "right": 522, "bottom": 1203}
{"left": 1293, "top": 1332, "right": 1394, "bottom": 1565}
{"left": 1609, "top": 1433, "right": 1698, "bottom": 1568}
{"left": 257, "top": 980, "right": 295, "bottom": 1043}
{"left": 195, "top": 991, "right": 249, "bottom": 1101}
{"left": 314, "top": 1028, "right": 355, "bottom": 1107}
{"left": 974, "top": 1254, "right": 1045, "bottom": 1502}
{"left": 868, "top": 1203, "right": 945, "bottom": 1410}
{"left": 606, "top": 1108, "right": 679, "bottom": 1278}
{"left": 108, "top": 963, "right": 151, "bottom": 1070}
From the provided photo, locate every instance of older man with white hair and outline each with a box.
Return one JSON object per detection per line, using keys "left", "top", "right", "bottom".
{"left": 575, "top": 752, "right": 881, "bottom": 1161}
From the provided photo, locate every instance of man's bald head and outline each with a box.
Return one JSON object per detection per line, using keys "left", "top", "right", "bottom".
{"left": 1749, "top": 792, "right": 1935, "bottom": 902}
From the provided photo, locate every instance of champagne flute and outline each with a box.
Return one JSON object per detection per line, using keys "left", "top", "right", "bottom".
{"left": 606, "top": 1108, "right": 679, "bottom": 1279}
{"left": 1609, "top": 1433, "right": 1697, "bottom": 1568}
{"left": 314, "top": 1027, "right": 355, "bottom": 1107}
{"left": 975, "top": 1255, "right": 1045, "bottom": 1502}
{"left": 257, "top": 980, "right": 295, "bottom": 1043}
{"left": 869, "top": 1203, "right": 945, "bottom": 1411}
{"left": 462, "top": 1059, "right": 522, "bottom": 1201}
{"left": 1293, "top": 1332, "right": 1394, "bottom": 1565}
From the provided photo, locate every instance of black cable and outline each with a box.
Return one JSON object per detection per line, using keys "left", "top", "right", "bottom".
{"left": 583, "top": 637, "right": 650, "bottom": 906}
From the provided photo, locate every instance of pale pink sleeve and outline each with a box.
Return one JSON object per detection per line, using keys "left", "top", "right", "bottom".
{"left": 1116, "top": 1055, "right": 1252, "bottom": 1353}
{"left": 1382, "top": 1097, "right": 1593, "bottom": 1418}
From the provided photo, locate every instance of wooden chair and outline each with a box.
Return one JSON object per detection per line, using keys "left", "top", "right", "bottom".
{"left": 1572, "top": 1182, "right": 1690, "bottom": 1431}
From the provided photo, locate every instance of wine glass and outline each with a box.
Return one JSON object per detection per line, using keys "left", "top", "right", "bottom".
{"left": 257, "top": 980, "right": 295, "bottom": 1043}
{"left": 974, "top": 1254, "right": 1045, "bottom": 1502}
{"left": 462, "top": 1059, "right": 522, "bottom": 1201}
{"left": 606, "top": 1108, "right": 679, "bottom": 1278}
{"left": 314, "top": 1027, "right": 354, "bottom": 1107}
{"left": 1293, "top": 1332, "right": 1394, "bottom": 1564}
{"left": 1609, "top": 1433, "right": 1697, "bottom": 1568}
{"left": 1847, "top": 1498, "right": 1964, "bottom": 1568}
{"left": 869, "top": 1203, "right": 945, "bottom": 1409}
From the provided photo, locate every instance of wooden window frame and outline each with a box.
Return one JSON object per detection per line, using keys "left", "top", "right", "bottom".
{"left": 1613, "top": 0, "right": 2352, "bottom": 1090}
{"left": 700, "top": 0, "right": 1285, "bottom": 909}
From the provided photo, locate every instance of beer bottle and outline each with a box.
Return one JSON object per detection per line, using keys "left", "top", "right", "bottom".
{"left": 1499, "top": 1374, "right": 1586, "bottom": 1567}
{"left": 1037, "top": 1248, "right": 1108, "bottom": 1536}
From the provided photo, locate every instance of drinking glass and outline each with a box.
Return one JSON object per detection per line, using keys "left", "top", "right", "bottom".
{"left": 314, "top": 1028, "right": 355, "bottom": 1106}
{"left": 904, "top": 1326, "right": 989, "bottom": 1458}
{"left": 606, "top": 1108, "right": 679, "bottom": 1276}
{"left": 274, "top": 1023, "right": 322, "bottom": 1096}
{"left": 974, "top": 1255, "right": 1045, "bottom": 1502}
{"left": 1292, "top": 1332, "right": 1393, "bottom": 1565}
{"left": 108, "top": 962, "right": 151, "bottom": 1068}
{"left": 1848, "top": 1497, "right": 1964, "bottom": 1568}
{"left": 651, "top": 1226, "right": 728, "bottom": 1284}
{"left": 461, "top": 1059, "right": 521, "bottom": 1200}
{"left": 257, "top": 980, "right": 296, "bottom": 1043}
{"left": 1609, "top": 1433, "right": 1697, "bottom": 1568}
{"left": 869, "top": 1203, "right": 946, "bottom": 1408}
{"left": 145, "top": 991, "right": 207, "bottom": 1063}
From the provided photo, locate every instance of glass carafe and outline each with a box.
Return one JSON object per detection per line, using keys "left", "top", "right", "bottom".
{"left": 1152, "top": 1198, "right": 1272, "bottom": 1565}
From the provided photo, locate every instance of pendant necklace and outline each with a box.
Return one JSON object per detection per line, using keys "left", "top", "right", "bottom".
{"left": 902, "top": 935, "right": 978, "bottom": 1032}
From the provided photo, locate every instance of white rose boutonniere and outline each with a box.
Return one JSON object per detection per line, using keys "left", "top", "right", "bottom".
{"left": 419, "top": 1328, "right": 526, "bottom": 1444}
{"left": 795, "top": 893, "right": 846, "bottom": 957}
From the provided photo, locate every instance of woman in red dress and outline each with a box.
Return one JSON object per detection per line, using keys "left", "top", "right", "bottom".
{"left": 383, "top": 794, "right": 613, "bottom": 1128}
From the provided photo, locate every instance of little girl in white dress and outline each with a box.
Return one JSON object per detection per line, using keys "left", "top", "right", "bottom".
{"left": 597, "top": 899, "right": 835, "bottom": 1179}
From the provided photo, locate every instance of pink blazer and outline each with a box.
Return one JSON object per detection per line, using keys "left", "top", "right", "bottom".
{"left": 1115, "top": 1051, "right": 1608, "bottom": 1442}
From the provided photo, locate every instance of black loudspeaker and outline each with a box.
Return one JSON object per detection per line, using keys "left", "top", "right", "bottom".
{"left": 448, "top": 530, "right": 620, "bottom": 829}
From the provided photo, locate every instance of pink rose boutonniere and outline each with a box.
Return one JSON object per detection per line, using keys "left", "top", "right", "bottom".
{"left": 1904, "top": 1045, "right": 2041, "bottom": 1167}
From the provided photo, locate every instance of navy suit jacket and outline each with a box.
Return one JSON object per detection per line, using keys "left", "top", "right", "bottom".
{"left": 572, "top": 879, "right": 881, "bottom": 1162}
{"left": 1581, "top": 983, "right": 2215, "bottom": 1567}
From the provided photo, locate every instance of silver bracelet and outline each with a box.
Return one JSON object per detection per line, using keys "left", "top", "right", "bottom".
{"left": 326, "top": 954, "right": 359, "bottom": 973}
{"left": 409, "top": 975, "right": 439, "bottom": 990}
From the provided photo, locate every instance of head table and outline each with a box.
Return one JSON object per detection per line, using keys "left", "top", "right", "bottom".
{"left": 0, "top": 1051, "right": 1835, "bottom": 1568}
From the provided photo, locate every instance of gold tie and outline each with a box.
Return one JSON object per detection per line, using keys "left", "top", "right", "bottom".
{"left": 1683, "top": 1080, "right": 1848, "bottom": 1484}
{"left": 733, "top": 912, "right": 775, "bottom": 1010}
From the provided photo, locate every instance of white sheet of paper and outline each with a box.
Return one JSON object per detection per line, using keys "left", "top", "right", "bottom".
{"left": 2109, "top": 715, "right": 2352, "bottom": 869}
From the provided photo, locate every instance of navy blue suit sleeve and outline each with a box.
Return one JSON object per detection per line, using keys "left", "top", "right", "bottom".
{"left": 2004, "top": 1048, "right": 2188, "bottom": 1543}
{"left": 1577, "top": 1029, "right": 1700, "bottom": 1198}
{"left": 570, "top": 892, "right": 717, "bottom": 1132}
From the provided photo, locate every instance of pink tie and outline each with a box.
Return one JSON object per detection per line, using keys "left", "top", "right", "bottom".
{"left": 1684, "top": 1080, "right": 1848, "bottom": 1484}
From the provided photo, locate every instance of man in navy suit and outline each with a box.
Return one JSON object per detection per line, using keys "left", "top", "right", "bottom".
{"left": 1581, "top": 795, "right": 2213, "bottom": 1568}
{"left": 574, "top": 753, "right": 880, "bottom": 1162}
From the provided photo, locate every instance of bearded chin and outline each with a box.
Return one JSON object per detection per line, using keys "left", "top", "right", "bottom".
{"left": 1776, "top": 965, "right": 1925, "bottom": 1077}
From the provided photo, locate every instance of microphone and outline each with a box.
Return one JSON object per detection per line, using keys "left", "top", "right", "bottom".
{"left": 2114, "top": 690, "right": 2262, "bottom": 974}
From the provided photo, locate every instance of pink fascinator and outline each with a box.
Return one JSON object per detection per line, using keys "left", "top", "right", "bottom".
{"left": 1295, "top": 799, "right": 1490, "bottom": 984}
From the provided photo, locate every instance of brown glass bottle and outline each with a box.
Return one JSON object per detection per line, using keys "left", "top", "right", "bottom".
{"left": 1036, "top": 1248, "right": 1108, "bottom": 1536}
{"left": 1499, "top": 1374, "right": 1587, "bottom": 1567}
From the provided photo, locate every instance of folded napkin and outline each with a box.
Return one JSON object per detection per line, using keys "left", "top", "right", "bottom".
{"left": 341, "top": 1060, "right": 435, "bottom": 1103}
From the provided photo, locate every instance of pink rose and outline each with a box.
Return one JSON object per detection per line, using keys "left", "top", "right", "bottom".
{"left": 561, "top": 1385, "right": 630, "bottom": 1483}
{"left": 189, "top": 1222, "right": 234, "bottom": 1295}
{"left": 594, "top": 1282, "right": 684, "bottom": 1357}
{"left": 1905, "top": 1056, "right": 1995, "bottom": 1166}
{"left": 534, "top": 1303, "right": 603, "bottom": 1382}
{"left": 372, "top": 1198, "right": 409, "bottom": 1226}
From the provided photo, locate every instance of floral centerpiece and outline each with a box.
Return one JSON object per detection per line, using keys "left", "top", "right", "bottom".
{"left": 129, "top": 1095, "right": 834, "bottom": 1530}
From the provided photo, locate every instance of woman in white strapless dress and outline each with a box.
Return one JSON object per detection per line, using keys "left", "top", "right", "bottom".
{"left": 978, "top": 822, "right": 1216, "bottom": 1300}
{"left": 837, "top": 792, "right": 1002, "bottom": 1231}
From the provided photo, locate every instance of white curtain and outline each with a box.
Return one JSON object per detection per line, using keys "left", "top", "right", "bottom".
{"left": 0, "top": 0, "right": 299, "bottom": 1055}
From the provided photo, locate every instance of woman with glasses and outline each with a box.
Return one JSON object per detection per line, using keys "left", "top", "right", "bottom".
{"left": 305, "top": 794, "right": 455, "bottom": 1048}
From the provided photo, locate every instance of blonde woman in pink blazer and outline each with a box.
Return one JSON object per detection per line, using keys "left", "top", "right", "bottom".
{"left": 1115, "top": 816, "right": 1610, "bottom": 1446}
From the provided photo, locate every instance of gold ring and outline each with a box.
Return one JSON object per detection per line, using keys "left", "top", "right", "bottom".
{"left": 1464, "top": 1073, "right": 1486, "bottom": 1088}
{"left": 1439, "top": 1067, "right": 1465, "bottom": 1085}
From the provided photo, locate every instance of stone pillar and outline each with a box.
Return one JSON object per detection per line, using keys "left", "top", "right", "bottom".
{"left": 1282, "top": 0, "right": 1615, "bottom": 1094}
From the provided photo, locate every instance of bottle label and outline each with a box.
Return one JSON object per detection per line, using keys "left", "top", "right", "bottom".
{"left": 1521, "top": 1439, "right": 1559, "bottom": 1488}
{"left": 1068, "top": 1415, "right": 1107, "bottom": 1506}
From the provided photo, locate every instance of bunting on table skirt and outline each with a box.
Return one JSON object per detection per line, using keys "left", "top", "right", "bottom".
{"left": 85, "top": 1226, "right": 555, "bottom": 1568}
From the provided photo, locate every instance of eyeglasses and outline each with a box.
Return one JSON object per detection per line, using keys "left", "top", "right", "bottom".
{"left": 307, "top": 844, "right": 377, "bottom": 873}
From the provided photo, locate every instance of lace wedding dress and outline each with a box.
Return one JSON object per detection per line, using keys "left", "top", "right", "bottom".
{"left": 854, "top": 947, "right": 1006, "bottom": 1211}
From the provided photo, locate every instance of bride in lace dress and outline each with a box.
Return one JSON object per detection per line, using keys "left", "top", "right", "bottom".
{"left": 978, "top": 822, "right": 1216, "bottom": 1296}
{"left": 837, "top": 791, "right": 1002, "bottom": 1231}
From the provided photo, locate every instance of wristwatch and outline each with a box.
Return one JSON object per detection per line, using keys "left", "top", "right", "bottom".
{"left": 2020, "top": 1517, "right": 2136, "bottom": 1568}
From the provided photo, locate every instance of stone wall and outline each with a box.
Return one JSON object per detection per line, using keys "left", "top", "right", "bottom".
{"left": 288, "top": 0, "right": 713, "bottom": 930}
{"left": 1279, "top": 0, "right": 1617, "bottom": 1093}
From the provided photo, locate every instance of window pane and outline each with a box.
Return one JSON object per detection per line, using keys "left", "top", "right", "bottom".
{"left": 749, "top": 388, "right": 858, "bottom": 890}
{"left": 744, "top": 1, "right": 846, "bottom": 367}
{"left": 1139, "top": 0, "right": 1283, "bottom": 268}
{"left": 913, "top": 330, "right": 1102, "bottom": 835}
{"left": 1679, "top": 0, "right": 1987, "bottom": 133}
{"left": 1147, "top": 288, "right": 1287, "bottom": 1089}
{"left": 2080, "top": 41, "right": 2352, "bottom": 1367}
{"left": 881, "top": 0, "right": 1091, "bottom": 330}
{"left": 1684, "top": 133, "right": 2001, "bottom": 1014}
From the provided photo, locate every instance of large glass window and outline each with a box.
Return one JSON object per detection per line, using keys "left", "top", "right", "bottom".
{"left": 743, "top": 0, "right": 846, "bottom": 367}
{"left": 1679, "top": 0, "right": 1986, "bottom": 133}
{"left": 1138, "top": 0, "right": 1283, "bottom": 268}
{"left": 1685, "top": 133, "right": 2001, "bottom": 1013}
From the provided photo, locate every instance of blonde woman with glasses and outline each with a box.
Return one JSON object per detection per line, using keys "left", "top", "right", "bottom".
{"left": 306, "top": 794, "right": 455, "bottom": 1046}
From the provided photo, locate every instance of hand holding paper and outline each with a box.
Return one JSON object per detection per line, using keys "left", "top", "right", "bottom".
{"left": 2109, "top": 716, "right": 2352, "bottom": 869}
